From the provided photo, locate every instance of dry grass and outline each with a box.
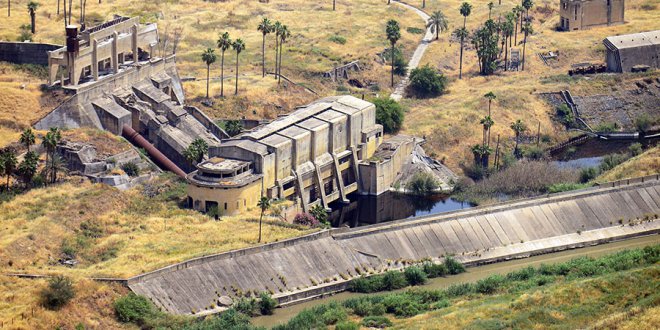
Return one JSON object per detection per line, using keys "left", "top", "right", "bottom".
{"left": 597, "top": 146, "right": 660, "bottom": 182}
{"left": 60, "top": 128, "right": 131, "bottom": 157}
{"left": 0, "top": 175, "right": 316, "bottom": 278}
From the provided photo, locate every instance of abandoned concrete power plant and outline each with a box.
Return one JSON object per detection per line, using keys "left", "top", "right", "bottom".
{"left": 559, "top": 0, "right": 625, "bottom": 31}
{"left": 604, "top": 30, "right": 660, "bottom": 72}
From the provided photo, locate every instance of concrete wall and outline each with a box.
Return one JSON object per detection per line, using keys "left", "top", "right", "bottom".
{"left": 0, "top": 42, "right": 61, "bottom": 66}
{"left": 188, "top": 178, "right": 262, "bottom": 215}
{"left": 559, "top": 0, "right": 624, "bottom": 31}
{"left": 129, "top": 178, "right": 660, "bottom": 315}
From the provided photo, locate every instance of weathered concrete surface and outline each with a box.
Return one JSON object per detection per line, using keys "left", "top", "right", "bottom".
{"left": 129, "top": 177, "right": 660, "bottom": 315}
{"left": 0, "top": 42, "right": 61, "bottom": 66}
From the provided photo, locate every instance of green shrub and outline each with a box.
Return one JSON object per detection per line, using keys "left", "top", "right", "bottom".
{"left": 600, "top": 153, "right": 629, "bottom": 172}
{"left": 114, "top": 293, "right": 156, "bottom": 324}
{"left": 41, "top": 276, "right": 75, "bottom": 310}
{"left": 555, "top": 104, "right": 575, "bottom": 127}
{"left": 349, "top": 275, "right": 384, "bottom": 293}
{"left": 406, "top": 27, "right": 425, "bottom": 34}
{"left": 328, "top": 34, "right": 347, "bottom": 44}
{"left": 422, "top": 262, "right": 448, "bottom": 278}
{"left": 475, "top": 275, "right": 505, "bottom": 294}
{"left": 594, "top": 122, "right": 618, "bottom": 133}
{"left": 523, "top": 145, "right": 545, "bottom": 160}
{"left": 320, "top": 303, "right": 347, "bottom": 325}
{"left": 407, "top": 64, "right": 448, "bottom": 98}
{"left": 381, "top": 271, "right": 408, "bottom": 290}
{"left": 258, "top": 292, "right": 278, "bottom": 315}
{"left": 505, "top": 266, "right": 537, "bottom": 281}
{"left": 184, "top": 308, "right": 251, "bottom": 330}
{"left": 373, "top": 97, "right": 405, "bottom": 134}
{"left": 445, "top": 283, "right": 474, "bottom": 297}
{"left": 443, "top": 257, "right": 465, "bottom": 275}
{"left": 336, "top": 320, "right": 360, "bottom": 330}
{"left": 382, "top": 294, "right": 424, "bottom": 317}
{"left": 628, "top": 143, "right": 643, "bottom": 157}
{"left": 579, "top": 167, "right": 600, "bottom": 183}
{"left": 634, "top": 114, "right": 653, "bottom": 132}
{"left": 405, "top": 172, "right": 439, "bottom": 195}
{"left": 121, "top": 162, "right": 140, "bottom": 177}
{"left": 234, "top": 297, "right": 257, "bottom": 316}
{"left": 546, "top": 182, "right": 589, "bottom": 194}
{"left": 404, "top": 266, "right": 428, "bottom": 285}
{"left": 361, "top": 315, "right": 393, "bottom": 328}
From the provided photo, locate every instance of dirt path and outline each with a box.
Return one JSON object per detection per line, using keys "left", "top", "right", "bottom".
{"left": 390, "top": 1, "right": 433, "bottom": 101}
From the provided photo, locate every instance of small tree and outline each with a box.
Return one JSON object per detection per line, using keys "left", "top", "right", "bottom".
{"left": 41, "top": 275, "right": 75, "bottom": 310}
{"left": 19, "top": 127, "right": 35, "bottom": 152}
{"left": 225, "top": 120, "right": 243, "bottom": 137}
{"left": 385, "top": 20, "right": 401, "bottom": 88}
{"left": 201, "top": 48, "right": 217, "bottom": 99}
{"left": 373, "top": 97, "right": 404, "bottom": 133}
{"left": 427, "top": 10, "right": 448, "bottom": 41}
{"left": 258, "top": 292, "right": 278, "bottom": 315}
{"left": 27, "top": 2, "right": 39, "bottom": 34}
{"left": 257, "top": 196, "right": 270, "bottom": 243}
{"left": 217, "top": 32, "right": 232, "bottom": 97}
{"left": 484, "top": 91, "right": 496, "bottom": 116}
{"left": 232, "top": 39, "right": 246, "bottom": 95}
{"left": 408, "top": 64, "right": 448, "bottom": 98}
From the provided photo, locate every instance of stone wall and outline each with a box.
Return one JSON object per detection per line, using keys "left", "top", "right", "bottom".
{"left": 129, "top": 177, "right": 660, "bottom": 315}
{"left": 0, "top": 42, "right": 61, "bottom": 66}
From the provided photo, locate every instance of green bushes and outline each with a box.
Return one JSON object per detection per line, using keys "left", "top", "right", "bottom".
{"left": 114, "top": 293, "right": 156, "bottom": 324}
{"left": 273, "top": 302, "right": 346, "bottom": 330}
{"left": 444, "top": 256, "right": 466, "bottom": 275}
{"left": 40, "top": 276, "right": 75, "bottom": 310}
{"left": 404, "top": 266, "right": 428, "bottom": 285}
{"left": 579, "top": 167, "right": 599, "bottom": 183}
{"left": 406, "top": 27, "right": 425, "bottom": 34}
{"left": 121, "top": 162, "right": 140, "bottom": 177}
{"left": 362, "top": 315, "right": 393, "bottom": 328}
{"left": 336, "top": 321, "right": 360, "bottom": 330}
{"left": 373, "top": 97, "right": 405, "bottom": 134}
{"left": 328, "top": 34, "right": 347, "bottom": 44}
{"left": 475, "top": 275, "right": 505, "bottom": 294}
{"left": 258, "top": 292, "right": 278, "bottom": 315}
{"left": 546, "top": 182, "right": 590, "bottom": 194}
{"left": 422, "top": 262, "right": 448, "bottom": 278}
{"left": 405, "top": 172, "right": 439, "bottom": 195}
{"left": 555, "top": 104, "right": 575, "bottom": 127}
{"left": 381, "top": 270, "right": 408, "bottom": 290}
{"left": 407, "top": 64, "right": 448, "bottom": 98}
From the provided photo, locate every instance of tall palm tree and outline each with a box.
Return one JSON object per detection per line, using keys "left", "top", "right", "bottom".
{"left": 257, "top": 196, "right": 271, "bottom": 243}
{"left": 18, "top": 151, "right": 38, "bottom": 188}
{"left": 503, "top": 12, "right": 515, "bottom": 70}
{"left": 27, "top": 1, "right": 39, "bottom": 34}
{"left": 522, "top": 0, "right": 534, "bottom": 20}
{"left": 427, "top": 10, "right": 448, "bottom": 41}
{"left": 386, "top": 19, "right": 401, "bottom": 88}
{"left": 513, "top": 5, "right": 523, "bottom": 44}
{"left": 272, "top": 21, "right": 282, "bottom": 80}
{"left": 521, "top": 21, "right": 533, "bottom": 71}
{"left": 0, "top": 149, "right": 17, "bottom": 191}
{"left": 232, "top": 39, "right": 245, "bottom": 95}
{"left": 510, "top": 119, "right": 527, "bottom": 157}
{"left": 278, "top": 25, "right": 290, "bottom": 85}
{"left": 201, "top": 48, "right": 217, "bottom": 99}
{"left": 42, "top": 127, "right": 61, "bottom": 184}
{"left": 19, "top": 128, "right": 35, "bottom": 152}
{"left": 333, "top": 0, "right": 336, "bottom": 10}
{"left": 484, "top": 91, "right": 496, "bottom": 116}
{"left": 257, "top": 18, "right": 272, "bottom": 78}
{"left": 487, "top": 1, "right": 494, "bottom": 19}
{"left": 217, "top": 32, "right": 232, "bottom": 98}
{"left": 458, "top": 2, "right": 472, "bottom": 79}
{"left": 480, "top": 115, "right": 494, "bottom": 147}
{"left": 45, "top": 154, "right": 67, "bottom": 184}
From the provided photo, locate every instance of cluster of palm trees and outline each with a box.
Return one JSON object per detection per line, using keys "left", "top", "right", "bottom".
{"left": 202, "top": 18, "right": 291, "bottom": 99}
{"left": 0, "top": 127, "right": 65, "bottom": 191}
{"left": 472, "top": 92, "right": 528, "bottom": 171}
{"left": 453, "top": 0, "right": 534, "bottom": 77}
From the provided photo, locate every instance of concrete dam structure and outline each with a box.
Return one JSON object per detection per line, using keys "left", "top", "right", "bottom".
{"left": 128, "top": 177, "right": 660, "bottom": 315}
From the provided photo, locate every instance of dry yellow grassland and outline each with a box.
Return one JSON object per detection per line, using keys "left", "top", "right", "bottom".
{"left": 400, "top": 0, "right": 660, "bottom": 171}
{"left": 597, "top": 146, "right": 660, "bottom": 182}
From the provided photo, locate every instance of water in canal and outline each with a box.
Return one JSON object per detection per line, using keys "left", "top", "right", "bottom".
{"left": 329, "top": 191, "right": 474, "bottom": 228}
{"left": 251, "top": 235, "right": 660, "bottom": 328}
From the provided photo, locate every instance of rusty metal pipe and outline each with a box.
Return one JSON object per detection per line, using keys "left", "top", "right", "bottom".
{"left": 121, "top": 124, "right": 187, "bottom": 178}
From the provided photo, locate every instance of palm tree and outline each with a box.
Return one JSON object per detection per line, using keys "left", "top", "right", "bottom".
{"left": 386, "top": 20, "right": 401, "bottom": 88}
{"left": 257, "top": 196, "right": 271, "bottom": 243}
{"left": 522, "top": 0, "right": 534, "bottom": 20}
{"left": 232, "top": 39, "right": 246, "bottom": 95}
{"left": 42, "top": 127, "right": 61, "bottom": 184}
{"left": 27, "top": 1, "right": 39, "bottom": 34}
{"left": 184, "top": 138, "right": 208, "bottom": 165}
{"left": 272, "top": 21, "right": 282, "bottom": 80}
{"left": 484, "top": 91, "right": 496, "bottom": 116}
{"left": 257, "top": 18, "right": 272, "bottom": 78}
{"left": 0, "top": 149, "right": 17, "bottom": 191}
{"left": 480, "top": 115, "right": 494, "bottom": 147}
{"left": 45, "top": 154, "right": 67, "bottom": 184}
{"left": 521, "top": 21, "right": 533, "bottom": 71}
{"left": 201, "top": 48, "right": 217, "bottom": 99}
{"left": 18, "top": 151, "right": 38, "bottom": 188}
{"left": 225, "top": 120, "right": 243, "bottom": 137}
{"left": 333, "top": 0, "right": 336, "bottom": 10}
{"left": 458, "top": 2, "right": 472, "bottom": 79}
{"left": 510, "top": 119, "right": 527, "bottom": 157}
{"left": 503, "top": 12, "right": 515, "bottom": 70}
{"left": 487, "top": 1, "right": 494, "bottom": 19}
{"left": 278, "top": 25, "right": 290, "bottom": 85}
{"left": 513, "top": 5, "right": 523, "bottom": 44}
{"left": 427, "top": 10, "right": 448, "bottom": 41}
{"left": 19, "top": 128, "right": 35, "bottom": 152}
{"left": 216, "top": 32, "right": 232, "bottom": 98}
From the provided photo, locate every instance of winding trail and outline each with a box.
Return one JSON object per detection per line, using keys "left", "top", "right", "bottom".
{"left": 390, "top": 1, "right": 433, "bottom": 101}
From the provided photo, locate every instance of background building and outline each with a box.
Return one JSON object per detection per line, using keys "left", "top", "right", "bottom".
{"left": 559, "top": 0, "right": 624, "bottom": 31}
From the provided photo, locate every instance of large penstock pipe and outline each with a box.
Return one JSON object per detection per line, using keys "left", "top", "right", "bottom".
{"left": 121, "top": 124, "right": 187, "bottom": 178}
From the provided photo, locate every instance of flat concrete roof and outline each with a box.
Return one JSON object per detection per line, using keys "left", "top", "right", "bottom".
{"left": 198, "top": 157, "right": 250, "bottom": 173}
{"left": 314, "top": 109, "right": 346, "bottom": 123}
{"left": 604, "top": 30, "right": 660, "bottom": 50}
{"left": 278, "top": 125, "right": 310, "bottom": 140}
{"left": 260, "top": 134, "right": 291, "bottom": 149}
{"left": 219, "top": 139, "right": 268, "bottom": 155}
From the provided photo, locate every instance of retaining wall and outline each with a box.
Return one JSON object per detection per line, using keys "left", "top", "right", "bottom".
{"left": 129, "top": 178, "right": 660, "bottom": 315}
{"left": 0, "top": 42, "right": 61, "bottom": 66}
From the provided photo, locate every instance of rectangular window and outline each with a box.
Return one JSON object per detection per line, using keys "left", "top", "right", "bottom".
{"left": 224, "top": 202, "right": 227, "bottom": 210}
{"left": 574, "top": 6, "right": 578, "bottom": 20}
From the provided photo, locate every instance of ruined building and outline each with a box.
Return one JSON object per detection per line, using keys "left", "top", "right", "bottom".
{"left": 604, "top": 30, "right": 660, "bottom": 72}
{"left": 559, "top": 0, "right": 624, "bottom": 31}
{"left": 36, "top": 16, "right": 224, "bottom": 173}
{"left": 187, "top": 96, "right": 448, "bottom": 216}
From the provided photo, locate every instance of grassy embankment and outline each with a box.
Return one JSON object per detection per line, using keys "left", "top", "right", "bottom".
{"left": 266, "top": 245, "right": 660, "bottom": 330}
{"left": 399, "top": 0, "right": 660, "bottom": 172}
{"left": 597, "top": 146, "right": 660, "bottom": 182}
{"left": 0, "top": 0, "right": 423, "bottom": 119}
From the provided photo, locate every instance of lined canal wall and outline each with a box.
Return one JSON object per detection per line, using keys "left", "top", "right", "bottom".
{"left": 128, "top": 176, "right": 660, "bottom": 315}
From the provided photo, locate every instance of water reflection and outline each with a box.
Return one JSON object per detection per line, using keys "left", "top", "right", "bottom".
{"left": 329, "top": 191, "right": 474, "bottom": 228}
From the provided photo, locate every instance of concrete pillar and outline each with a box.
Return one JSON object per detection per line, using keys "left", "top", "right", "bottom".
{"left": 132, "top": 24, "right": 139, "bottom": 63}
{"left": 111, "top": 31, "right": 118, "bottom": 73}
{"left": 293, "top": 170, "right": 308, "bottom": 213}
{"left": 331, "top": 153, "right": 349, "bottom": 203}
{"left": 313, "top": 162, "right": 328, "bottom": 208}
{"left": 350, "top": 145, "right": 361, "bottom": 191}
{"left": 69, "top": 52, "right": 80, "bottom": 86}
{"left": 47, "top": 54, "right": 58, "bottom": 85}
{"left": 92, "top": 39, "right": 99, "bottom": 81}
